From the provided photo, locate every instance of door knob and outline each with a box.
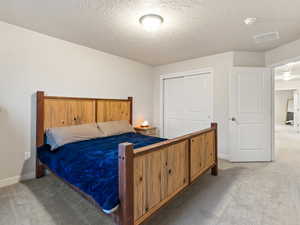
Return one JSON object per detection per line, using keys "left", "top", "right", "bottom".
{"left": 230, "top": 117, "right": 236, "bottom": 122}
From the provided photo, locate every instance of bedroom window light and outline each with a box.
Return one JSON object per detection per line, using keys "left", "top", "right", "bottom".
{"left": 282, "top": 72, "right": 292, "bottom": 81}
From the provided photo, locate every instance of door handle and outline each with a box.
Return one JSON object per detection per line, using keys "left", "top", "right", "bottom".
{"left": 230, "top": 117, "right": 239, "bottom": 125}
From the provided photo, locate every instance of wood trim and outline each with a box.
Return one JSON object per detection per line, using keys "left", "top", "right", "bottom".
{"left": 45, "top": 96, "right": 130, "bottom": 101}
{"left": 128, "top": 97, "right": 133, "bottom": 125}
{"left": 211, "top": 123, "right": 218, "bottom": 176}
{"left": 36, "top": 91, "right": 45, "bottom": 178}
{"left": 134, "top": 126, "right": 156, "bottom": 131}
{"left": 118, "top": 143, "right": 134, "bottom": 225}
{"left": 133, "top": 127, "right": 216, "bottom": 156}
{"left": 187, "top": 136, "right": 191, "bottom": 184}
{"left": 95, "top": 100, "right": 98, "bottom": 122}
{"left": 36, "top": 159, "right": 45, "bottom": 178}
{"left": 36, "top": 91, "right": 45, "bottom": 147}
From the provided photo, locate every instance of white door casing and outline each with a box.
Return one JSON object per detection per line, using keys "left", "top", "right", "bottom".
{"left": 294, "top": 90, "right": 300, "bottom": 133}
{"left": 229, "top": 67, "right": 272, "bottom": 162}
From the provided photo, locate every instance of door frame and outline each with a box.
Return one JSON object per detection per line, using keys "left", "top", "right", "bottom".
{"left": 160, "top": 67, "right": 214, "bottom": 138}
{"left": 269, "top": 55, "right": 300, "bottom": 161}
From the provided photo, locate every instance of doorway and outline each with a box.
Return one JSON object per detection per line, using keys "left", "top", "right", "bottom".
{"left": 273, "top": 61, "right": 300, "bottom": 160}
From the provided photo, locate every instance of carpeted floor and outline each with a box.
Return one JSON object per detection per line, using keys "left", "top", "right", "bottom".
{"left": 1, "top": 125, "right": 300, "bottom": 225}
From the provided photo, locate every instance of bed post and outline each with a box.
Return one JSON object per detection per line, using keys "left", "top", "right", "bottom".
{"left": 36, "top": 91, "right": 46, "bottom": 178}
{"left": 118, "top": 142, "right": 134, "bottom": 225}
{"left": 211, "top": 123, "right": 218, "bottom": 176}
{"left": 128, "top": 97, "right": 133, "bottom": 125}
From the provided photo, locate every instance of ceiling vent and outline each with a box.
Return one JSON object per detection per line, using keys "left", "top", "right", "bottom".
{"left": 253, "top": 32, "right": 280, "bottom": 43}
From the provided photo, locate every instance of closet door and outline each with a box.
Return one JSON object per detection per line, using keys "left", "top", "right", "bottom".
{"left": 184, "top": 74, "right": 212, "bottom": 133}
{"left": 163, "top": 73, "right": 212, "bottom": 138}
{"left": 164, "top": 77, "right": 186, "bottom": 138}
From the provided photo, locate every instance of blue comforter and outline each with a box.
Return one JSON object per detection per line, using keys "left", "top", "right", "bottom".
{"left": 37, "top": 132, "right": 166, "bottom": 212}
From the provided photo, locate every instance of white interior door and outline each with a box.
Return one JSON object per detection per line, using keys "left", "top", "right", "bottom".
{"left": 229, "top": 67, "right": 272, "bottom": 162}
{"left": 163, "top": 72, "right": 212, "bottom": 138}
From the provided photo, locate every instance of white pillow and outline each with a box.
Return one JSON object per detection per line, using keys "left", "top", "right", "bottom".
{"left": 46, "top": 123, "right": 104, "bottom": 150}
{"left": 97, "top": 120, "right": 135, "bottom": 137}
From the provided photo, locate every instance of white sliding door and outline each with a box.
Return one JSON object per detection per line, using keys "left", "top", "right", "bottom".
{"left": 164, "top": 77, "right": 186, "bottom": 138}
{"left": 163, "top": 71, "right": 212, "bottom": 139}
{"left": 184, "top": 74, "right": 212, "bottom": 132}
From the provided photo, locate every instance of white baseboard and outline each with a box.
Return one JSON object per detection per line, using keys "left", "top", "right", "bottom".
{"left": 0, "top": 176, "right": 21, "bottom": 188}
{"left": 218, "top": 152, "right": 230, "bottom": 161}
{"left": 0, "top": 171, "right": 36, "bottom": 188}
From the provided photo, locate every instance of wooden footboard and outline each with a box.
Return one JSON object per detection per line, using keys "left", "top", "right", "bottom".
{"left": 118, "top": 123, "right": 218, "bottom": 225}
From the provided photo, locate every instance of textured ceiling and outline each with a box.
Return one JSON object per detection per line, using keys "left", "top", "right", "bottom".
{"left": 1, "top": 0, "right": 300, "bottom": 65}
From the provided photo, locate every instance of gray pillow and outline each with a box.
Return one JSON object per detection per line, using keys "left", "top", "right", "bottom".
{"left": 97, "top": 120, "right": 135, "bottom": 137}
{"left": 46, "top": 123, "right": 104, "bottom": 150}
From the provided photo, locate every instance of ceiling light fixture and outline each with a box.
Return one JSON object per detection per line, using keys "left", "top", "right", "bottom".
{"left": 244, "top": 17, "right": 257, "bottom": 25}
{"left": 282, "top": 72, "right": 292, "bottom": 81}
{"left": 139, "top": 14, "right": 164, "bottom": 32}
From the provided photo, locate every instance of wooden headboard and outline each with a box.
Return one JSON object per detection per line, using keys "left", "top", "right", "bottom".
{"left": 36, "top": 91, "right": 133, "bottom": 147}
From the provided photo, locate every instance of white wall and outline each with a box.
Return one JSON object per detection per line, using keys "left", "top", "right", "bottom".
{"left": 266, "top": 38, "right": 300, "bottom": 66}
{"left": 0, "top": 20, "right": 273, "bottom": 186}
{"left": 153, "top": 51, "right": 266, "bottom": 159}
{"left": 153, "top": 52, "right": 234, "bottom": 159}
{"left": 233, "top": 51, "right": 265, "bottom": 67}
{"left": 0, "top": 21, "right": 154, "bottom": 186}
{"left": 275, "top": 79, "right": 300, "bottom": 90}
{"left": 275, "top": 90, "right": 293, "bottom": 125}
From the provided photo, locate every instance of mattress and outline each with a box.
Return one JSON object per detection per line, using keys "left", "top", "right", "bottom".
{"left": 37, "top": 132, "right": 166, "bottom": 213}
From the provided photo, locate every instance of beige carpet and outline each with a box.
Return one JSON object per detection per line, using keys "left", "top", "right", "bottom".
{"left": 1, "top": 126, "right": 299, "bottom": 225}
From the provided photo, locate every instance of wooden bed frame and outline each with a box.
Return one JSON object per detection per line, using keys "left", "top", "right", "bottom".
{"left": 36, "top": 91, "right": 218, "bottom": 225}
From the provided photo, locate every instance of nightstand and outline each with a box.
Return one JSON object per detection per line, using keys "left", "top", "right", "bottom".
{"left": 134, "top": 126, "right": 157, "bottom": 137}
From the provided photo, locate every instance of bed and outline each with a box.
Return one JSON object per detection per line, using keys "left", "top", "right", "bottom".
{"left": 36, "top": 91, "right": 218, "bottom": 225}
{"left": 37, "top": 132, "right": 166, "bottom": 213}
